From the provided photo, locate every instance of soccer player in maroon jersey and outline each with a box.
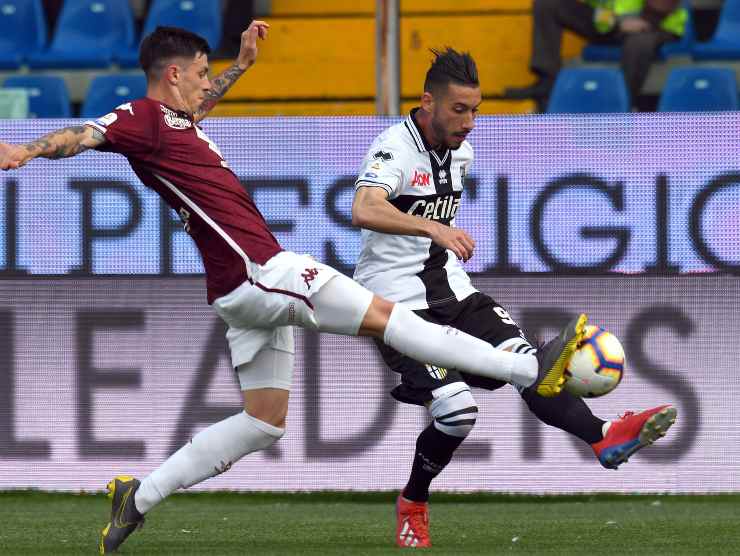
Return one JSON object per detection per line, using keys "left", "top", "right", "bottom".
{"left": 0, "top": 23, "right": 586, "bottom": 553}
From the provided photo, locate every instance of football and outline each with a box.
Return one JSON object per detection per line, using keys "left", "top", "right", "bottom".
{"left": 564, "top": 325, "right": 624, "bottom": 398}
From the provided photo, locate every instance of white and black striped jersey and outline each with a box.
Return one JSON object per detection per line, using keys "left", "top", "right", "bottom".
{"left": 353, "top": 108, "right": 477, "bottom": 310}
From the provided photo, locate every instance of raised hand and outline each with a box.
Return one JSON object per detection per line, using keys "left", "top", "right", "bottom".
{"left": 236, "top": 20, "right": 270, "bottom": 70}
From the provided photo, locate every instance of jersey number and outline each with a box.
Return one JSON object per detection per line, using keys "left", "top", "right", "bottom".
{"left": 494, "top": 307, "right": 516, "bottom": 326}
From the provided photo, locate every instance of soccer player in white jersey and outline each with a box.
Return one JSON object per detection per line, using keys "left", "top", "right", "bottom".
{"left": 352, "top": 48, "right": 678, "bottom": 549}
{"left": 0, "top": 27, "right": 588, "bottom": 553}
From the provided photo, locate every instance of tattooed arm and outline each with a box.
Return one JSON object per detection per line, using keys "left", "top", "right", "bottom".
{"left": 0, "top": 125, "right": 105, "bottom": 170}
{"left": 194, "top": 20, "right": 270, "bottom": 123}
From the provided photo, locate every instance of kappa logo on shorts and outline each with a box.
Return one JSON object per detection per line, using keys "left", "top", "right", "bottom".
{"left": 425, "top": 364, "right": 448, "bottom": 380}
{"left": 301, "top": 267, "right": 319, "bottom": 288}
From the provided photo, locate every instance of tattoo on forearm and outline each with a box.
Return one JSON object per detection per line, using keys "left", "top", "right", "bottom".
{"left": 24, "top": 126, "right": 92, "bottom": 159}
{"left": 196, "top": 63, "right": 246, "bottom": 118}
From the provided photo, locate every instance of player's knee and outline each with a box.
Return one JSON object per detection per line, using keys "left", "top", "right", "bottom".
{"left": 358, "top": 295, "right": 394, "bottom": 338}
{"left": 429, "top": 384, "right": 478, "bottom": 438}
{"left": 243, "top": 388, "right": 289, "bottom": 429}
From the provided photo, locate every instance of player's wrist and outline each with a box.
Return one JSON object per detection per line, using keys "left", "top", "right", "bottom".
{"left": 18, "top": 145, "right": 37, "bottom": 163}
{"left": 422, "top": 219, "right": 441, "bottom": 239}
{"left": 236, "top": 59, "right": 253, "bottom": 72}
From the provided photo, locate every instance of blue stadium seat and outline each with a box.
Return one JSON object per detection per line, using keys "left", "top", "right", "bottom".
{"left": 546, "top": 68, "right": 630, "bottom": 113}
{"left": 658, "top": 67, "right": 739, "bottom": 111}
{"left": 0, "top": 0, "right": 47, "bottom": 69}
{"left": 117, "top": 0, "right": 223, "bottom": 68}
{"left": 27, "top": 0, "right": 135, "bottom": 69}
{"left": 582, "top": 1, "right": 694, "bottom": 62}
{"left": 80, "top": 75, "right": 148, "bottom": 118}
{"left": 692, "top": 0, "right": 740, "bottom": 60}
{"left": 3, "top": 76, "right": 71, "bottom": 117}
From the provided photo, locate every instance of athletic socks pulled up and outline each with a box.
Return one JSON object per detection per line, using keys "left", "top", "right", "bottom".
{"left": 403, "top": 423, "right": 465, "bottom": 503}
{"left": 383, "top": 303, "right": 538, "bottom": 388}
{"left": 520, "top": 387, "right": 605, "bottom": 444}
{"left": 134, "top": 411, "right": 284, "bottom": 514}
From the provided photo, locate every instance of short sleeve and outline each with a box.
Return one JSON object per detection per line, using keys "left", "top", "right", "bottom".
{"left": 84, "top": 100, "right": 158, "bottom": 158}
{"left": 354, "top": 145, "right": 405, "bottom": 198}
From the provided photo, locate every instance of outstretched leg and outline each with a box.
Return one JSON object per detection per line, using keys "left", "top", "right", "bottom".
{"left": 520, "top": 380, "right": 678, "bottom": 469}
{"left": 99, "top": 347, "right": 293, "bottom": 553}
{"left": 311, "top": 274, "right": 585, "bottom": 397}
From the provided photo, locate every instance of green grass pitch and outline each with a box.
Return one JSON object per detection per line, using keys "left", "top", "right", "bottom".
{"left": 1, "top": 491, "right": 739, "bottom": 555}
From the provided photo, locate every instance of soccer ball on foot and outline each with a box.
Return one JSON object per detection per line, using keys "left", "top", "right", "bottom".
{"left": 564, "top": 325, "right": 624, "bottom": 398}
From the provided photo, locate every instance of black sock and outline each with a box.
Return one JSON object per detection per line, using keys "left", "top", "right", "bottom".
{"left": 402, "top": 423, "right": 465, "bottom": 503}
{"left": 520, "top": 388, "right": 605, "bottom": 445}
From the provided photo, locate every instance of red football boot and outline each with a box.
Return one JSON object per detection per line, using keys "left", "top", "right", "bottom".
{"left": 592, "top": 405, "right": 677, "bottom": 469}
{"left": 396, "top": 495, "right": 431, "bottom": 548}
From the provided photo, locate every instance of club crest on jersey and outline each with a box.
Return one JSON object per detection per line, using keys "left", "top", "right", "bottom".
{"left": 373, "top": 150, "right": 393, "bottom": 161}
{"left": 425, "top": 364, "right": 448, "bottom": 380}
{"left": 410, "top": 170, "right": 431, "bottom": 188}
{"left": 438, "top": 169, "right": 448, "bottom": 185}
{"left": 160, "top": 105, "right": 192, "bottom": 129}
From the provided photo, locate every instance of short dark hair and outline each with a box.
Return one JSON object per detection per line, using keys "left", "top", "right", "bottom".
{"left": 423, "top": 47, "right": 479, "bottom": 95}
{"left": 139, "top": 26, "right": 211, "bottom": 78}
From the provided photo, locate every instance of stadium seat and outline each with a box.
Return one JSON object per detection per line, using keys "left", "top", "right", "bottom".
{"left": 27, "top": 0, "right": 135, "bottom": 69}
{"left": 2, "top": 76, "right": 71, "bottom": 117}
{"left": 546, "top": 68, "right": 630, "bottom": 113}
{"left": 582, "top": 1, "right": 694, "bottom": 62}
{"left": 0, "top": 0, "right": 47, "bottom": 69}
{"left": 657, "top": 67, "right": 738, "bottom": 111}
{"left": 80, "top": 75, "right": 148, "bottom": 118}
{"left": 117, "top": 0, "right": 223, "bottom": 68}
{"left": 692, "top": 0, "right": 740, "bottom": 60}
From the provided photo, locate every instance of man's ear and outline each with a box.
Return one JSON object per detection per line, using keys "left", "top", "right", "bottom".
{"left": 164, "top": 63, "right": 180, "bottom": 85}
{"left": 421, "top": 91, "right": 434, "bottom": 113}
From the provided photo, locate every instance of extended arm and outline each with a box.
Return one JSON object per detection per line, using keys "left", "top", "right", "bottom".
{"left": 194, "top": 20, "right": 269, "bottom": 123}
{"left": 352, "top": 185, "right": 476, "bottom": 261}
{"left": 0, "top": 125, "right": 105, "bottom": 170}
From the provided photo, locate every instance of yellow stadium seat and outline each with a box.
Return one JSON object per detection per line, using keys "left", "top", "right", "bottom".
{"left": 212, "top": 18, "right": 375, "bottom": 100}
{"left": 401, "top": 16, "right": 584, "bottom": 97}
{"left": 401, "top": 0, "right": 532, "bottom": 12}
{"left": 270, "top": 1, "right": 373, "bottom": 16}
{"left": 209, "top": 8, "right": 583, "bottom": 113}
{"left": 209, "top": 100, "right": 376, "bottom": 117}
{"left": 271, "top": 0, "right": 532, "bottom": 16}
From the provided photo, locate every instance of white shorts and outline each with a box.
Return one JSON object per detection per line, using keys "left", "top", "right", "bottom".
{"left": 212, "top": 251, "right": 373, "bottom": 371}
{"left": 236, "top": 346, "right": 295, "bottom": 391}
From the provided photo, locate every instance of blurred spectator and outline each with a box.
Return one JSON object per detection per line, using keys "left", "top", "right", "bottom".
{"left": 504, "top": 0, "right": 688, "bottom": 105}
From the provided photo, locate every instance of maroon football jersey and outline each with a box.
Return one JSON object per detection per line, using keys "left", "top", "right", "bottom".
{"left": 86, "top": 97, "right": 282, "bottom": 303}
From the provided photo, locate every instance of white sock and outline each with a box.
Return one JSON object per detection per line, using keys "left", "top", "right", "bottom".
{"left": 602, "top": 421, "right": 612, "bottom": 438}
{"left": 134, "top": 411, "right": 283, "bottom": 514}
{"left": 382, "top": 303, "right": 538, "bottom": 387}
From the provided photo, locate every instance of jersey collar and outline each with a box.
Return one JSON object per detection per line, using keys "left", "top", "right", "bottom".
{"left": 405, "top": 107, "right": 436, "bottom": 153}
{"left": 405, "top": 108, "right": 449, "bottom": 162}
